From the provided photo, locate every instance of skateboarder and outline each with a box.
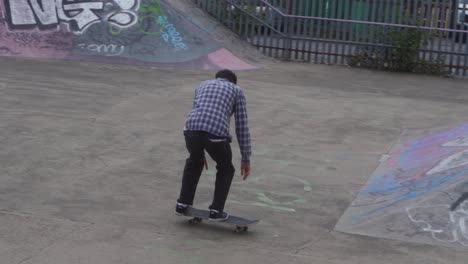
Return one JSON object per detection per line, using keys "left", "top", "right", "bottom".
{"left": 176, "top": 69, "right": 251, "bottom": 221}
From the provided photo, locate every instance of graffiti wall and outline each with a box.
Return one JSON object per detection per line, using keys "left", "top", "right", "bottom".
{"left": 335, "top": 123, "right": 468, "bottom": 248}
{"left": 0, "top": 0, "right": 257, "bottom": 70}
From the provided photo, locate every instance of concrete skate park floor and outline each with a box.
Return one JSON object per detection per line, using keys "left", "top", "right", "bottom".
{"left": 0, "top": 57, "right": 467, "bottom": 264}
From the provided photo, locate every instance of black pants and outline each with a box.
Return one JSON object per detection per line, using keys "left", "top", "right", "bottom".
{"left": 177, "top": 130, "right": 235, "bottom": 212}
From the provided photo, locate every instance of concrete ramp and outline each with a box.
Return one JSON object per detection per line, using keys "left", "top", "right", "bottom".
{"left": 335, "top": 123, "right": 468, "bottom": 248}
{"left": 0, "top": 0, "right": 264, "bottom": 70}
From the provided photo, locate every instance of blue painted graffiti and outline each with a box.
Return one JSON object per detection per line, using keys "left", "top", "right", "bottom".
{"left": 157, "top": 16, "right": 187, "bottom": 51}
{"left": 352, "top": 123, "right": 468, "bottom": 221}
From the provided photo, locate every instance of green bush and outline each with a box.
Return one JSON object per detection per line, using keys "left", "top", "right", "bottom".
{"left": 349, "top": 13, "right": 447, "bottom": 75}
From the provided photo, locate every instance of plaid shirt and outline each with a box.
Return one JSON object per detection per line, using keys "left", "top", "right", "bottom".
{"left": 185, "top": 78, "right": 251, "bottom": 162}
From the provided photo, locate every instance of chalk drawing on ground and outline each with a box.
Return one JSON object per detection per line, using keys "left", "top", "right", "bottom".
{"left": 202, "top": 164, "right": 312, "bottom": 213}
{"left": 351, "top": 124, "right": 468, "bottom": 221}
{"left": 335, "top": 123, "right": 468, "bottom": 247}
{"left": 407, "top": 202, "right": 468, "bottom": 246}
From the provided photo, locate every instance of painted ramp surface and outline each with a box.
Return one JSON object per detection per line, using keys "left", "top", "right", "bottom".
{"left": 335, "top": 123, "right": 468, "bottom": 248}
{"left": 0, "top": 0, "right": 258, "bottom": 70}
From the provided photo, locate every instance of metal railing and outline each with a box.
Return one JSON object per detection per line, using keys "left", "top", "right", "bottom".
{"left": 193, "top": 0, "right": 468, "bottom": 77}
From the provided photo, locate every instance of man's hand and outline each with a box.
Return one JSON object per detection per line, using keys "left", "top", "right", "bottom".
{"left": 241, "top": 161, "right": 250, "bottom": 180}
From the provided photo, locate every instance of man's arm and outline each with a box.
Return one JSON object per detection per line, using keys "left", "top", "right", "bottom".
{"left": 192, "top": 86, "right": 199, "bottom": 108}
{"left": 234, "top": 89, "right": 251, "bottom": 179}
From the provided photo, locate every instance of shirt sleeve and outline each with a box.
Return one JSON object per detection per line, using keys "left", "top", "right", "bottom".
{"left": 234, "top": 88, "right": 251, "bottom": 163}
{"left": 192, "top": 84, "right": 201, "bottom": 109}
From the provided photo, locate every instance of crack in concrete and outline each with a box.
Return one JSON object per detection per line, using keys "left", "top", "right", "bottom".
{"left": 0, "top": 209, "right": 94, "bottom": 225}
{"left": 15, "top": 223, "right": 94, "bottom": 264}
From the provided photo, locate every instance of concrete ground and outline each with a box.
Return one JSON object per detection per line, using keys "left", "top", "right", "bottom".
{"left": 0, "top": 56, "right": 467, "bottom": 264}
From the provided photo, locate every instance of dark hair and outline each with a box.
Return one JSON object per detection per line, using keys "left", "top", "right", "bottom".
{"left": 215, "top": 69, "right": 237, "bottom": 84}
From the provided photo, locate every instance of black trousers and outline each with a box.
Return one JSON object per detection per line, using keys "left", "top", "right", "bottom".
{"left": 177, "top": 130, "right": 235, "bottom": 212}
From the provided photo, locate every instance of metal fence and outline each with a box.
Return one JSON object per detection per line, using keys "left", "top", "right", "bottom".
{"left": 193, "top": 0, "right": 468, "bottom": 77}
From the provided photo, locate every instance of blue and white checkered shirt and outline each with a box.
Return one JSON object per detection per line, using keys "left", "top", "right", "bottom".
{"left": 185, "top": 78, "right": 251, "bottom": 162}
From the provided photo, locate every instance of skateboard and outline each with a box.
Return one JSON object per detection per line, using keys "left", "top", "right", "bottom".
{"left": 182, "top": 207, "right": 259, "bottom": 233}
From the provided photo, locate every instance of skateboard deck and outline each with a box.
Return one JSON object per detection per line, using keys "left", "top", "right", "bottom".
{"left": 183, "top": 207, "right": 259, "bottom": 233}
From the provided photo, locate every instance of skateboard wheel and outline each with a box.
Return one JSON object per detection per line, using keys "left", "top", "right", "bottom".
{"left": 235, "top": 226, "right": 246, "bottom": 233}
{"left": 189, "top": 217, "right": 202, "bottom": 224}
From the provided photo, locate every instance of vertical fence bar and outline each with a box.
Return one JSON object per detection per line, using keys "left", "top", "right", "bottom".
{"left": 425, "top": 0, "right": 433, "bottom": 63}
{"left": 270, "top": 0, "right": 282, "bottom": 58}
{"left": 267, "top": 0, "right": 276, "bottom": 58}
{"left": 273, "top": 0, "right": 282, "bottom": 59}
{"left": 458, "top": 0, "right": 467, "bottom": 74}
{"left": 224, "top": 0, "right": 229, "bottom": 32}
{"left": 419, "top": 0, "right": 427, "bottom": 63}
{"left": 207, "top": 0, "right": 213, "bottom": 14}
{"left": 348, "top": 0, "right": 360, "bottom": 63}
{"left": 462, "top": 0, "right": 467, "bottom": 75}
{"left": 321, "top": 0, "right": 329, "bottom": 63}
{"left": 335, "top": 0, "right": 344, "bottom": 64}
{"left": 448, "top": 0, "right": 456, "bottom": 75}
{"left": 329, "top": 0, "right": 338, "bottom": 64}
{"left": 398, "top": 0, "right": 404, "bottom": 24}
{"left": 314, "top": 0, "right": 324, "bottom": 63}
{"left": 463, "top": 33, "right": 468, "bottom": 76}
{"left": 399, "top": 0, "right": 411, "bottom": 68}
{"left": 249, "top": 0, "right": 255, "bottom": 46}
{"left": 259, "top": 0, "right": 267, "bottom": 55}
{"left": 298, "top": 0, "right": 305, "bottom": 61}
{"left": 454, "top": 0, "right": 461, "bottom": 76}
{"left": 384, "top": 0, "right": 391, "bottom": 67}
{"left": 243, "top": 0, "right": 249, "bottom": 40}
{"left": 236, "top": 1, "right": 242, "bottom": 37}
{"left": 378, "top": 0, "right": 385, "bottom": 23}
{"left": 391, "top": 0, "right": 397, "bottom": 23}
{"left": 303, "top": 0, "right": 311, "bottom": 62}
{"left": 325, "top": 0, "right": 333, "bottom": 64}
{"left": 341, "top": 0, "right": 350, "bottom": 64}
{"left": 324, "top": 0, "right": 331, "bottom": 64}
{"left": 438, "top": 0, "right": 446, "bottom": 66}
{"left": 368, "top": 0, "right": 377, "bottom": 66}
{"left": 346, "top": 0, "right": 354, "bottom": 63}
{"left": 322, "top": 0, "right": 329, "bottom": 63}
{"left": 405, "top": 0, "right": 412, "bottom": 20}
{"left": 299, "top": 0, "right": 305, "bottom": 60}
{"left": 268, "top": 0, "right": 274, "bottom": 56}
{"left": 250, "top": 0, "right": 254, "bottom": 40}
{"left": 275, "top": 0, "right": 283, "bottom": 58}
{"left": 439, "top": 0, "right": 453, "bottom": 71}
{"left": 253, "top": 0, "right": 260, "bottom": 53}
{"left": 363, "top": 0, "right": 371, "bottom": 65}
{"left": 412, "top": 0, "right": 420, "bottom": 66}
{"left": 266, "top": 0, "right": 273, "bottom": 55}
{"left": 309, "top": 0, "right": 317, "bottom": 62}
{"left": 283, "top": 0, "right": 291, "bottom": 60}
{"left": 429, "top": 0, "right": 440, "bottom": 64}
{"left": 235, "top": 1, "right": 242, "bottom": 37}
{"left": 386, "top": 0, "right": 396, "bottom": 67}
{"left": 280, "top": 0, "right": 288, "bottom": 60}
{"left": 219, "top": 0, "right": 223, "bottom": 16}
{"left": 292, "top": 0, "right": 298, "bottom": 60}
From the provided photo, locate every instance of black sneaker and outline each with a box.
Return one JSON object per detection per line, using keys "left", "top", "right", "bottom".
{"left": 209, "top": 209, "right": 229, "bottom": 221}
{"left": 175, "top": 202, "right": 190, "bottom": 216}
